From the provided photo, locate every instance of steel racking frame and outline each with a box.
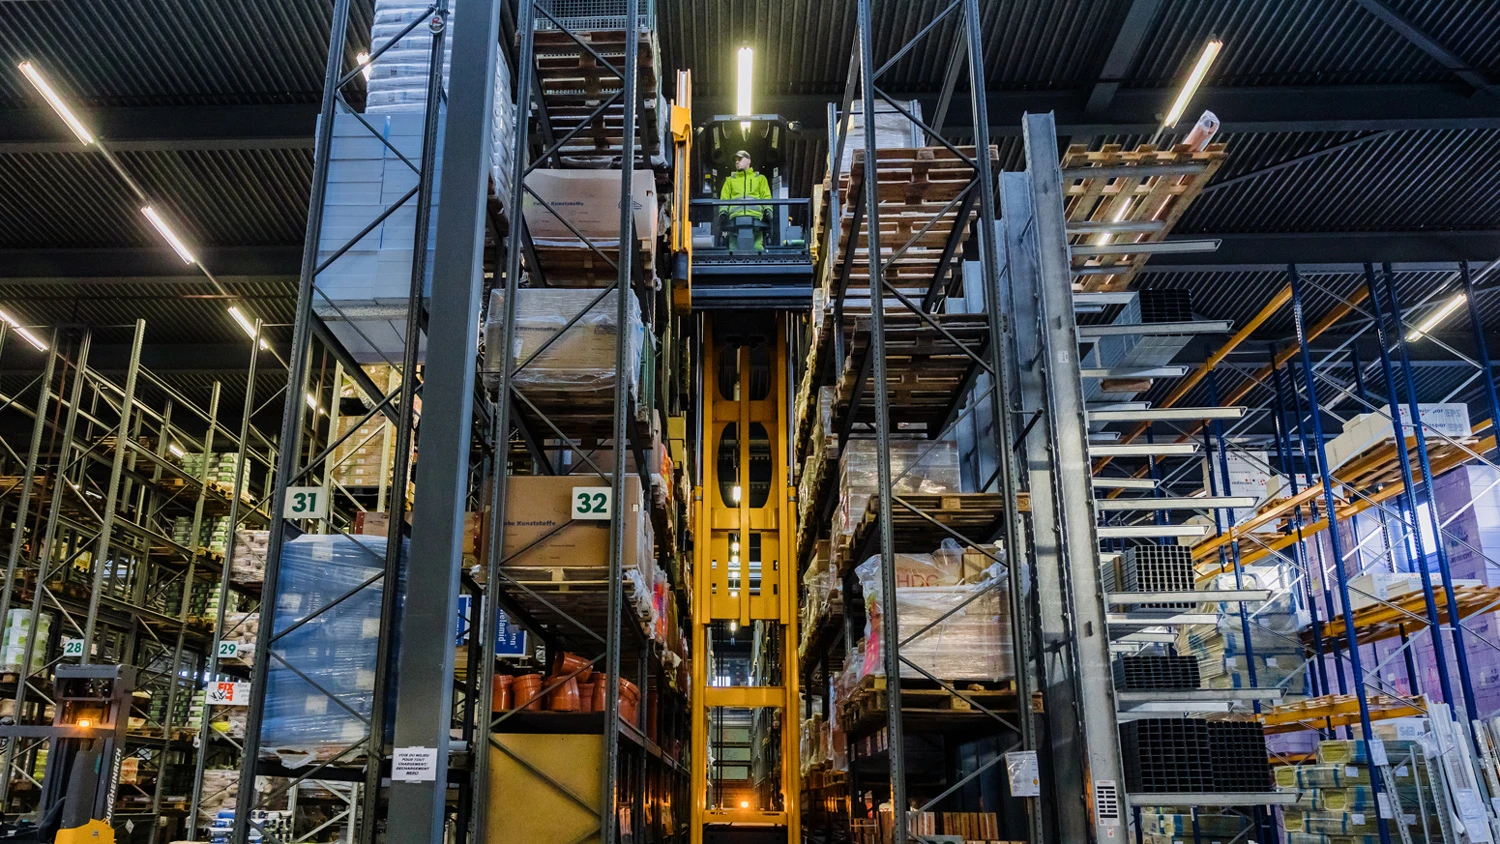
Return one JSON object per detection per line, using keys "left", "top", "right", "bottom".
{"left": 0, "top": 318, "right": 277, "bottom": 842}
{"left": 231, "top": 0, "right": 689, "bottom": 841}
{"left": 794, "top": 2, "right": 1134, "bottom": 841}
{"left": 1093, "top": 259, "right": 1500, "bottom": 841}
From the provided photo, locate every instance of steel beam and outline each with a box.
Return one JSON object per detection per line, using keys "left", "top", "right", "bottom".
{"left": 1084, "top": 0, "right": 1164, "bottom": 114}
{"left": 697, "top": 83, "right": 1500, "bottom": 135}
{"left": 385, "top": 0, "right": 500, "bottom": 839}
{"left": 1017, "top": 113, "right": 1125, "bottom": 842}
{"left": 0, "top": 103, "right": 318, "bottom": 153}
{"left": 1351, "top": 0, "right": 1491, "bottom": 92}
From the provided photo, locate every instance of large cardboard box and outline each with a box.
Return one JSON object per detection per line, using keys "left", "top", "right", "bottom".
{"left": 500, "top": 476, "right": 648, "bottom": 572}
{"left": 521, "top": 168, "right": 657, "bottom": 246}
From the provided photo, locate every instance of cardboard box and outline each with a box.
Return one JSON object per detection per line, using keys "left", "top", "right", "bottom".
{"left": 501, "top": 476, "right": 648, "bottom": 572}
{"left": 522, "top": 168, "right": 657, "bottom": 246}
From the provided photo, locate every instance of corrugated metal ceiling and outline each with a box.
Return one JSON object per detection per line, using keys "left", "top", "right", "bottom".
{"left": 0, "top": 0, "right": 1495, "bottom": 406}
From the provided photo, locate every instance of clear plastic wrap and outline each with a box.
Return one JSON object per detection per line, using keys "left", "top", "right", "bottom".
{"left": 1178, "top": 570, "right": 1310, "bottom": 706}
{"left": 0, "top": 609, "right": 50, "bottom": 674}
{"left": 483, "top": 288, "right": 644, "bottom": 400}
{"left": 855, "top": 541, "right": 1012, "bottom": 682}
{"left": 835, "top": 439, "right": 960, "bottom": 554}
{"left": 261, "top": 533, "right": 403, "bottom": 765}
{"left": 365, "top": 0, "right": 517, "bottom": 212}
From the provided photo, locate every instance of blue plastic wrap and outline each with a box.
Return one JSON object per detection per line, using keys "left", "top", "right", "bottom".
{"left": 261, "top": 533, "right": 403, "bottom": 766}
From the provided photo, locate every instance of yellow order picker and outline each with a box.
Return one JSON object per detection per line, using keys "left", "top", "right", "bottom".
{"left": 684, "top": 112, "right": 812, "bottom": 844}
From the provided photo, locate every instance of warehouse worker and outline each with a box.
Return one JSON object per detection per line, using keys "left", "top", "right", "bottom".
{"left": 719, "top": 149, "right": 772, "bottom": 253}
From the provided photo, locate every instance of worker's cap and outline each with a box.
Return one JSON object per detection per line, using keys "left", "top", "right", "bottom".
{"left": 734, "top": 149, "right": 751, "bottom": 161}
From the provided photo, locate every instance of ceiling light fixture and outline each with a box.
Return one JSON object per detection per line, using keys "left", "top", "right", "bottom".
{"left": 1406, "top": 292, "right": 1467, "bottom": 342}
{"left": 736, "top": 46, "right": 753, "bottom": 131}
{"left": 168, "top": 443, "right": 185, "bottom": 458}
{"left": 305, "top": 392, "right": 325, "bottom": 415}
{"left": 18, "top": 61, "right": 94, "bottom": 145}
{"left": 141, "top": 206, "right": 197, "bottom": 264}
{"left": 0, "top": 309, "right": 48, "bottom": 351}
{"left": 1162, "top": 38, "right": 1223, "bottom": 128}
{"left": 356, "top": 51, "right": 374, "bottom": 81}
{"left": 228, "top": 306, "right": 270, "bottom": 350}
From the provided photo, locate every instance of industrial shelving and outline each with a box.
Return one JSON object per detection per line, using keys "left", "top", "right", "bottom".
{"left": 0, "top": 319, "right": 277, "bottom": 842}
{"left": 230, "top": 0, "right": 691, "bottom": 841}
{"left": 1091, "top": 255, "right": 1500, "bottom": 844}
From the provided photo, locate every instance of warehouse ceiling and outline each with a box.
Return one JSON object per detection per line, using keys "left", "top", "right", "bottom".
{"left": 0, "top": 0, "right": 1496, "bottom": 424}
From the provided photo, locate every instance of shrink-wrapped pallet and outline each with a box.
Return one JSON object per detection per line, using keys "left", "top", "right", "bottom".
{"left": 261, "top": 533, "right": 403, "bottom": 765}
{"left": 855, "top": 541, "right": 1011, "bottom": 682}
{"left": 482, "top": 288, "right": 644, "bottom": 400}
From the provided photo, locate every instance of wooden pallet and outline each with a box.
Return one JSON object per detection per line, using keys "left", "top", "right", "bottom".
{"left": 530, "top": 242, "right": 655, "bottom": 287}
{"left": 840, "top": 675, "right": 1015, "bottom": 737}
{"left": 1260, "top": 692, "right": 1423, "bottom": 734}
{"left": 532, "top": 29, "right": 663, "bottom": 166}
{"left": 1061, "top": 141, "right": 1227, "bottom": 292}
{"left": 832, "top": 312, "right": 991, "bottom": 438}
{"left": 827, "top": 146, "right": 999, "bottom": 308}
{"left": 1308, "top": 584, "right": 1500, "bottom": 647}
{"left": 845, "top": 492, "right": 1022, "bottom": 575}
{"left": 1334, "top": 435, "right": 1479, "bottom": 493}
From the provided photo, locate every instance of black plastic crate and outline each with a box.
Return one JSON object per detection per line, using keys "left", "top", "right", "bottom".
{"left": 1113, "top": 655, "right": 1201, "bottom": 691}
{"left": 1208, "top": 720, "right": 1272, "bottom": 792}
{"left": 1139, "top": 289, "right": 1193, "bottom": 324}
{"left": 1122, "top": 545, "right": 1196, "bottom": 610}
{"left": 1119, "top": 718, "right": 1215, "bottom": 794}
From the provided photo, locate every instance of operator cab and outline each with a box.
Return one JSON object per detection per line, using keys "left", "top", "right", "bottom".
{"left": 689, "top": 115, "right": 814, "bottom": 309}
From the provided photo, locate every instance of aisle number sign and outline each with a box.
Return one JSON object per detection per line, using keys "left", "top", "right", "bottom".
{"left": 217, "top": 640, "right": 240, "bottom": 660}
{"left": 61, "top": 638, "right": 85, "bottom": 658}
{"left": 282, "top": 486, "right": 328, "bottom": 520}
{"left": 571, "top": 486, "right": 612, "bottom": 520}
{"left": 206, "top": 681, "right": 252, "bottom": 706}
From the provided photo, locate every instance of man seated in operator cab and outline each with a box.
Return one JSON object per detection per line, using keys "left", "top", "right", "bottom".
{"left": 718, "top": 149, "right": 772, "bottom": 254}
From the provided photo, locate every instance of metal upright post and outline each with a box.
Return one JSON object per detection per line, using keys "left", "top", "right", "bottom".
{"left": 1460, "top": 260, "right": 1500, "bottom": 464}
{"left": 1362, "top": 264, "right": 1455, "bottom": 709}
{"left": 853, "top": 2, "right": 907, "bottom": 841}
{"left": 0, "top": 328, "right": 59, "bottom": 662}
{"left": 1288, "top": 265, "right": 1393, "bottom": 844}
{"left": 386, "top": 0, "right": 501, "bottom": 838}
{"left": 82, "top": 319, "right": 145, "bottom": 659}
{"left": 0, "top": 331, "right": 89, "bottom": 809}
{"left": 1381, "top": 262, "right": 1480, "bottom": 727}
{"left": 1285, "top": 357, "right": 1348, "bottom": 695}
{"left": 1268, "top": 351, "right": 1327, "bottom": 699}
{"left": 471, "top": 0, "right": 537, "bottom": 836}
{"left": 150, "top": 382, "right": 222, "bottom": 836}
{"left": 1016, "top": 113, "right": 1125, "bottom": 842}
{"left": 362, "top": 1, "right": 449, "bottom": 835}
{"left": 600, "top": 1, "right": 642, "bottom": 839}
{"left": 961, "top": 2, "right": 1039, "bottom": 839}
{"left": 188, "top": 328, "right": 262, "bottom": 836}
{"left": 234, "top": 0, "right": 351, "bottom": 832}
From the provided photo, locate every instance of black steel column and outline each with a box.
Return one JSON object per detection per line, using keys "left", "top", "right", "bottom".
{"left": 385, "top": 0, "right": 502, "bottom": 839}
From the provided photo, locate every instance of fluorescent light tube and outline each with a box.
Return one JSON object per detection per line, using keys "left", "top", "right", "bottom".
{"left": 0, "top": 308, "right": 47, "bottom": 351}
{"left": 141, "top": 206, "right": 196, "bottom": 264}
{"left": 1163, "top": 39, "right": 1223, "bottom": 128}
{"left": 1406, "top": 292, "right": 1466, "bottom": 341}
{"left": 18, "top": 61, "right": 94, "bottom": 145}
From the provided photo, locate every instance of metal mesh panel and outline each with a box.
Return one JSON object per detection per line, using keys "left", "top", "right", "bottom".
{"left": 535, "top": 0, "right": 656, "bottom": 31}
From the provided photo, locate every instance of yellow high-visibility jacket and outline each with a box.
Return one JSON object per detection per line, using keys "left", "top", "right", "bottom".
{"left": 720, "top": 168, "right": 771, "bottom": 220}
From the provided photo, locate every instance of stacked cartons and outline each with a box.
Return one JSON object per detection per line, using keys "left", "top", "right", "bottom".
{"left": 1278, "top": 737, "right": 1439, "bottom": 843}
{"left": 1323, "top": 403, "right": 1471, "bottom": 473}
{"left": 260, "top": 534, "right": 402, "bottom": 764}
{"left": 0, "top": 609, "right": 50, "bottom": 674}
{"left": 834, "top": 439, "right": 960, "bottom": 570}
{"left": 230, "top": 529, "right": 270, "bottom": 587}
